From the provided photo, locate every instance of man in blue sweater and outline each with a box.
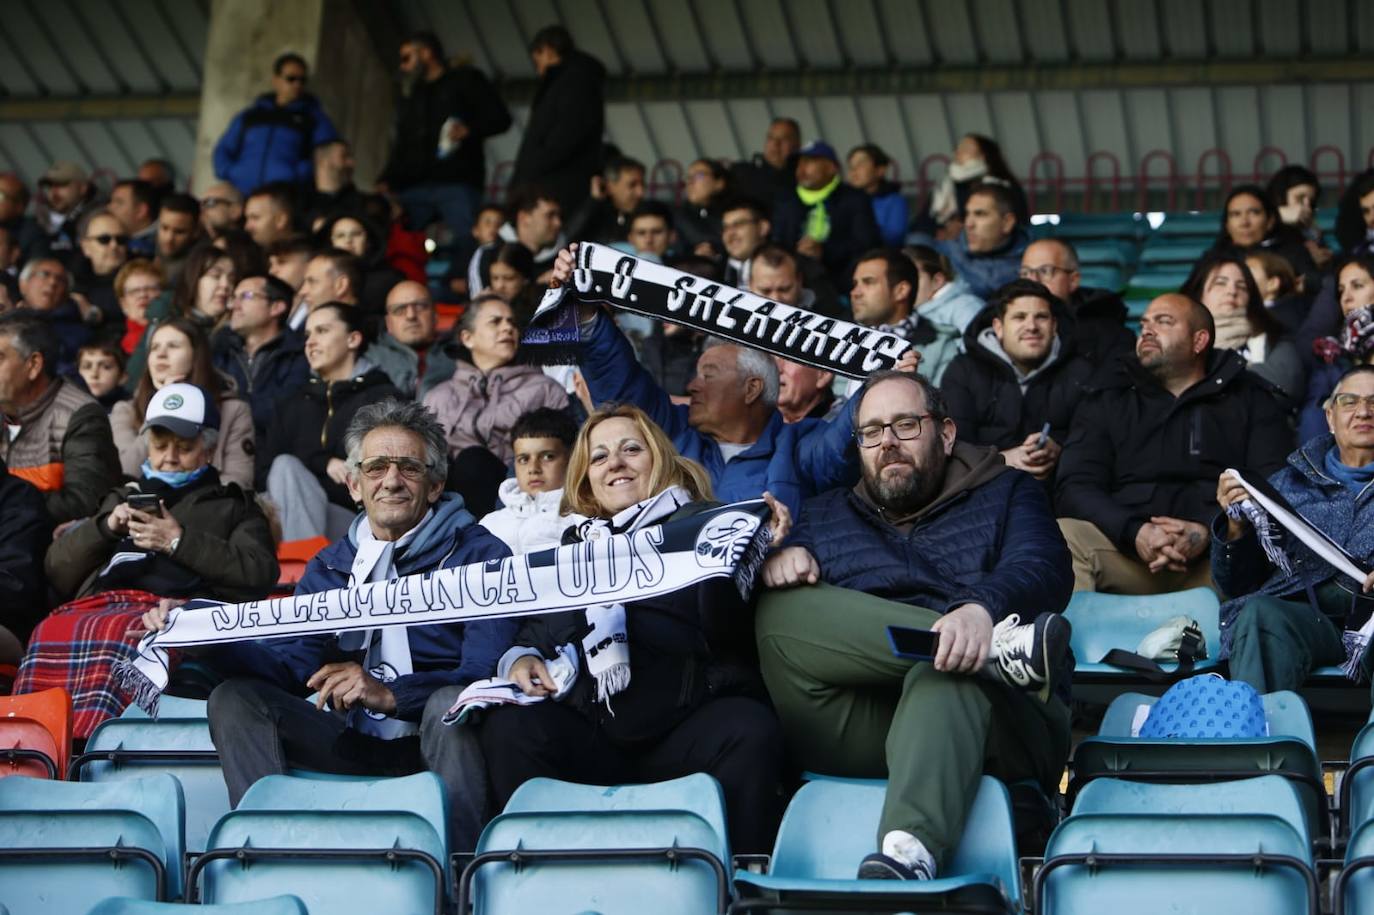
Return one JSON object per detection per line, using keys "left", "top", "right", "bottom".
{"left": 148, "top": 399, "right": 513, "bottom": 849}
{"left": 756, "top": 370, "right": 1073, "bottom": 883}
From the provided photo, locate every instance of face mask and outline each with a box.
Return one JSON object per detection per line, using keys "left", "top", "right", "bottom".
{"left": 141, "top": 460, "right": 210, "bottom": 489}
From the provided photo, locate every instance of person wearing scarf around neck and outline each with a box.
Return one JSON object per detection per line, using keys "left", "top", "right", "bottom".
{"left": 1214, "top": 364, "right": 1374, "bottom": 697}
{"left": 1300, "top": 255, "right": 1374, "bottom": 442}
{"left": 478, "top": 403, "right": 793, "bottom": 855}
{"left": 141, "top": 398, "right": 516, "bottom": 852}
{"left": 26, "top": 383, "right": 277, "bottom": 737}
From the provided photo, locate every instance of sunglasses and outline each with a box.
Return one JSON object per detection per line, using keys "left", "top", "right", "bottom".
{"left": 280, "top": 74, "right": 306, "bottom": 84}
{"left": 87, "top": 233, "right": 130, "bottom": 246}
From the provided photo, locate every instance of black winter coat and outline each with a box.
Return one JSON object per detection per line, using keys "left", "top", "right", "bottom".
{"left": 213, "top": 326, "right": 311, "bottom": 439}
{"left": 1055, "top": 350, "right": 1292, "bottom": 556}
{"left": 0, "top": 462, "right": 51, "bottom": 642}
{"left": 256, "top": 368, "right": 400, "bottom": 506}
{"left": 770, "top": 182, "right": 881, "bottom": 292}
{"left": 941, "top": 308, "right": 1095, "bottom": 451}
{"left": 508, "top": 503, "right": 762, "bottom": 746}
{"left": 1067, "top": 286, "right": 1137, "bottom": 367}
{"left": 381, "top": 66, "right": 512, "bottom": 192}
{"left": 511, "top": 51, "right": 606, "bottom": 215}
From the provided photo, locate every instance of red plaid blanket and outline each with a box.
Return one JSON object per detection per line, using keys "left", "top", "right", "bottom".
{"left": 16, "top": 590, "right": 166, "bottom": 739}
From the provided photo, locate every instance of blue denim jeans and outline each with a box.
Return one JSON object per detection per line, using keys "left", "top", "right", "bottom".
{"left": 396, "top": 182, "right": 480, "bottom": 238}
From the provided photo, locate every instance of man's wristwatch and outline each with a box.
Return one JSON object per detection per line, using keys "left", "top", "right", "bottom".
{"left": 166, "top": 536, "right": 181, "bottom": 556}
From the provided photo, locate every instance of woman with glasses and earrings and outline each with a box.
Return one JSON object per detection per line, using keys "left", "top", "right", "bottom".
{"left": 1215, "top": 363, "right": 1374, "bottom": 699}
{"left": 260, "top": 301, "right": 400, "bottom": 541}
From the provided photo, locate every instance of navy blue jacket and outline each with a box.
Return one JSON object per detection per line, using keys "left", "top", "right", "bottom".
{"left": 208, "top": 494, "right": 516, "bottom": 720}
{"left": 936, "top": 227, "right": 1030, "bottom": 300}
{"left": 1213, "top": 434, "right": 1374, "bottom": 656}
{"left": 579, "top": 312, "right": 860, "bottom": 518}
{"left": 212, "top": 325, "right": 310, "bottom": 438}
{"left": 788, "top": 442, "right": 1073, "bottom": 625}
{"left": 213, "top": 93, "right": 339, "bottom": 195}
{"left": 771, "top": 181, "right": 882, "bottom": 292}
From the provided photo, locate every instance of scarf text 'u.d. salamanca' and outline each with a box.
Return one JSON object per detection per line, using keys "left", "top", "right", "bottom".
{"left": 115, "top": 499, "right": 772, "bottom": 715}
{"left": 521, "top": 242, "right": 913, "bottom": 380}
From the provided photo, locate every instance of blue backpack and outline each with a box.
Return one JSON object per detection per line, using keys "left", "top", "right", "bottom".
{"left": 1138, "top": 673, "right": 1267, "bottom": 739}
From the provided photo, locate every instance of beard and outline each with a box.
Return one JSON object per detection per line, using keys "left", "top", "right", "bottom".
{"left": 862, "top": 441, "right": 945, "bottom": 516}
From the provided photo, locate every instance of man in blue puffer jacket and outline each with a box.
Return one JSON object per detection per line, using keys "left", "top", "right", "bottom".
{"left": 1214, "top": 364, "right": 1374, "bottom": 694}
{"left": 212, "top": 53, "right": 339, "bottom": 196}
{"left": 756, "top": 370, "right": 1073, "bottom": 883}
{"left": 191, "top": 399, "right": 514, "bottom": 850}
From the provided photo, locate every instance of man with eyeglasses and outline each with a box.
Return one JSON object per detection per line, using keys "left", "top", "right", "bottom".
{"left": 366, "top": 280, "right": 456, "bottom": 399}
{"left": 756, "top": 368, "right": 1073, "bottom": 883}
{"left": 214, "top": 273, "right": 310, "bottom": 437}
{"left": 1215, "top": 364, "right": 1374, "bottom": 698}
{"left": 212, "top": 52, "right": 339, "bottom": 197}
{"left": 1019, "top": 238, "right": 1134, "bottom": 366}
{"left": 73, "top": 210, "right": 131, "bottom": 330}
{"left": 198, "top": 182, "right": 244, "bottom": 239}
{"left": 1056, "top": 294, "right": 1290, "bottom": 594}
{"left": 152, "top": 398, "right": 515, "bottom": 852}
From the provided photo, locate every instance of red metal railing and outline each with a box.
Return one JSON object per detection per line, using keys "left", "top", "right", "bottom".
{"left": 1084, "top": 151, "right": 1122, "bottom": 212}
{"left": 1310, "top": 145, "right": 1347, "bottom": 191}
{"left": 1026, "top": 151, "right": 1066, "bottom": 215}
{"left": 1251, "top": 146, "right": 1288, "bottom": 184}
{"left": 1192, "top": 148, "right": 1233, "bottom": 210}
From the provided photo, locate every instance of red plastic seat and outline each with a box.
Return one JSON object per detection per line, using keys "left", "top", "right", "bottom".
{"left": 0, "top": 687, "right": 72, "bottom": 779}
{"left": 274, "top": 536, "right": 331, "bottom": 595}
{"left": 435, "top": 302, "right": 465, "bottom": 335}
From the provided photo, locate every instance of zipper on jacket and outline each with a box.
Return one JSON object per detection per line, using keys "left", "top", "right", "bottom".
{"left": 322, "top": 382, "right": 334, "bottom": 448}
{"left": 1188, "top": 410, "right": 1202, "bottom": 457}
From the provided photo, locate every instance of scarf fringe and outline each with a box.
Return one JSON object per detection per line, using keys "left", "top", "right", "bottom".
{"left": 1344, "top": 630, "right": 1370, "bottom": 682}
{"left": 594, "top": 663, "right": 632, "bottom": 716}
{"left": 112, "top": 656, "right": 162, "bottom": 717}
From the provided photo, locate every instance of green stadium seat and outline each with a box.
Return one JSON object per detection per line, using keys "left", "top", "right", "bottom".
{"left": 1048, "top": 213, "right": 1147, "bottom": 241}
{"left": 1340, "top": 716, "right": 1374, "bottom": 839}
{"left": 732, "top": 776, "right": 1022, "bottom": 914}
{"left": 1078, "top": 266, "right": 1124, "bottom": 291}
{"left": 1155, "top": 212, "right": 1221, "bottom": 238}
{"left": 1138, "top": 241, "right": 1210, "bottom": 267}
{"left": 1036, "top": 813, "right": 1315, "bottom": 914}
{"left": 76, "top": 716, "right": 228, "bottom": 854}
{"left": 191, "top": 773, "right": 448, "bottom": 914}
{"left": 1126, "top": 268, "right": 1190, "bottom": 296}
{"left": 0, "top": 774, "right": 186, "bottom": 913}
{"left": 1072, "top": 240, "right": 1139, "bottom": 268}
{"left": 1064, "top": 588, "right": 1221, "bottom": 680}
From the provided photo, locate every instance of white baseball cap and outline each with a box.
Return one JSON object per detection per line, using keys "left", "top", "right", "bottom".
{"left": 140, "top": 383, "right": 220, "bottom": 439}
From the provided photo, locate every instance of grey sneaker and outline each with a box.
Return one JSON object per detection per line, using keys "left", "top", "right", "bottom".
{"left": 989, "top": 612, "right": 1071, "bottom": 701}
{"left": 857, "top": 852, "right": 935, "bottom": 880}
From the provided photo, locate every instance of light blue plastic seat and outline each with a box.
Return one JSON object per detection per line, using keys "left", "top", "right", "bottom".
{"left": 1073, "top": 690, "right": 1324, "bottom": 841}
{"left": 121, "top": 696, "right": 208, "bottom": 720}
{"left": 79, "top": 716, "right": 228, "bottom": 853}
{"left": 1339, "top": 818, "right": 1374, "bottom": 914}
{"left": 192, "top": 773, "right": 448, "bottom": 914}
{"left": 462, "top": 774, "right": 733, "bottom": 915}
{"left": 1064, "top": 587, "right": 1220, "bottom": 679}
{"left": 0, "top": 774, "right": 186, "bottom": 913}
{"left": 85, "top": 896, "right": 308, "bottom": 915}
{"left": 1074, "top": 775, "right": 1310, "bottom": 847}
{"left": 1126, "top": 268, "right": 1191, "bottom": 295}
{"left": 1341, "top": 718, "right": 1374, "bottom": 838}
{"left": 733, "top": 776, "right": 1021, "bottom": 913}
{"left": 468, "top": 810, "right": 728, "bottom": 915}
{"left": 1037, "top": 813, "right": 1315, "bottom": 914}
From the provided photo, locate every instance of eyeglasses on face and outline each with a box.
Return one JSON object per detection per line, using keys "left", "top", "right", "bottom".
{"left": 87, "top": 234, "right": 129, "bottom": 246}
{"left": 1018, "top": 264, "right": 1074, "bottom": 282}
{"left": 855, "top": 414, "right": 935, "bottom": 448}
{"left": 356, "top": 455, "right": 432, "bottom": 480}
{"left": 1332, "top": 393, "right": 1374, "bottom": 411}
{"left": 387, "top": 299, "right": 433, "bottom": 316}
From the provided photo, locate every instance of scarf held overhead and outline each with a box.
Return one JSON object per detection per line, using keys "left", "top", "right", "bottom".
{"left": 521, "top": 242, "right": 913, "bottom": 379}
{"left": 115, "top": 499, "right": 773, "bottom": 715}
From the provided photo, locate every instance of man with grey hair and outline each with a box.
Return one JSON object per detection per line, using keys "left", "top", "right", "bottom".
{"left": 17, "top": 255, "right": 92, "bottom": 377}
{"left": 551, "top": 242, "right": 890, "bottom": 517}
{"left": 160, "top": 397, "right": 515, "bottom": 851}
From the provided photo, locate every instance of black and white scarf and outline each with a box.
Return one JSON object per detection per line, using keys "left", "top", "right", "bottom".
{"left": 114, "top": 498, "right": 772, "bottom": 715}
{"left": 522, "top": 243, "right": 913, "bottom": 380}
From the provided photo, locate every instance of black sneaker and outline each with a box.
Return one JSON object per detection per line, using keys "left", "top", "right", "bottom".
{"left": 989, "top": 612, "right": 1071, "bottom": 701}
{"left": 857, "top": 852, "right": 934, "bottom": 880}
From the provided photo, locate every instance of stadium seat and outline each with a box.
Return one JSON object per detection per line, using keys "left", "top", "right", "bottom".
{"left": 0, "top": 687, "right": 71, "bottom": 779}
{"left": 1072, "top": 240, "right": 1138, "bottom": 268}
{"left": 0, "top": 774, "right": 186, "bottom": 913}
{"left": 85, "top": 897, "right": 308, "bottom": 915}
{"left": 1047, "top": 213, "right": 1146, "bottom": 241}
{"left": 1078, "top": 265, "right": 1124, "bottom": 292}
{"left": 1125, "top": 267, "right": 1190, "bottom": 297}
{"left": 75, "top": 715, "right": 228, "bottom": 853}
{"left": 1340, "top": 715, "right": 1374, "bottom": 839}
{"left": 1155, "top": 211, "right": 1221, "bottom": 238}
{"left": 1036, "top": 813, "right": 1316, "bottom": 914}
{"left": 1064, "top": 588, "right": 1220, "bottom": 680}
{"left": 732, "top": 776, "right": 1021, "bottom": 914}
{"left": 462, "top": 774, "right": 733, "bottom": 915}
{"left": 121, "top": 695, "right": 208, "bottom": 719}
{"left": 191, "top": 773, "right": 447, "bottom": 914}
{"left": 1073, "top": 774, "right": 1310, "bottom": 846}
{"left": 273, "top": 537, "right": 330, "bottom": 594}
{"left": 1339, "top": 817, "right": 1374, "bottom": 915}
{"left": 1137, "top": 241, "right": 1210, "bottom": 267}
{"left": 1070, "top": 690, "right": 1326, "bottom": 842}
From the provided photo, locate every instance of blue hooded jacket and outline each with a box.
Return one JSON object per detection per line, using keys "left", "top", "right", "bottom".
{"left": 936, "top": 225, "right": 1030, "bottom": 299}
{"left": 1213, "top": 434, "right": 1374, "bottom": 657}
{"left": 207, "top": 493, "right": 516, "bottom": 720}
{"left": 578, "top": 313, "right": 860, "bottom": 518}
{"left": 213, "top": 93, "right": 339, "bottom": 195}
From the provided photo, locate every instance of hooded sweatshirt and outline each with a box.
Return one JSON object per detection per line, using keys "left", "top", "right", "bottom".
{"left": 479, "top": 479, "right": 585, "bottom": 555}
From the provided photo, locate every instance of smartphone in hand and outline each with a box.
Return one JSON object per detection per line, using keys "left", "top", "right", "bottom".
{"left": 127, "top": 493, "right": 162, "bottom": 516}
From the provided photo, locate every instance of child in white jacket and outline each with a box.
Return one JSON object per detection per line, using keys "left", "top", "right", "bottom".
{"left": 479, "top": 408, "right": 582, "bottom": 554}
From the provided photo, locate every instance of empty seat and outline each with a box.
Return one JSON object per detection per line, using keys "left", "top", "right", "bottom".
{"left": 1064, "top": 588, "right": 1220, "bottom": 680}
{"left": 76, "top": 715, "right": 228, "bottom": 853}
{"left": 1037, "top": 813, "right": 1315, "bottom": 914}
{"left": 0, "top": 774, "right": 185, "bottom": 914}
{"left": 1070, "top": 690, "right": 1325, "bottom": 841}
{"left": 463, "top": 774, "right": 733, "bottom": 915}
{"left": 1340, "top": 715, "right": 1374, "bottom": 839}
{"left": 733, "top": 776, "right": 1021, "bottom": 914}
{"left": 1155, "top": 211, "right": 1221, "bottom": 238}
{"left": 85, "top": 897, "right": 308, "bottom": 915}
{"left": 1078, "top": 266, "right": 1124, "bottom": 292}
{"left": 0, "top": 687, "right": 71, "bottom": 779}
{"left": 1048, "top": 213, "right": 1146, "bottom": 241}
{"left": 1072, "top": 240, "right": 1138, "bottom": 268}
{"left": 191, "top": 773, "right": 447, "bottom": 915}
{"left": 1125, "top": 268, "right": 1190, "bottom": 296}
{"left": 1339, "top": 817, "right": 1374, "bottom": 915}
{"left": 1074, "top": 775, "right": 1309, "bottom": 846}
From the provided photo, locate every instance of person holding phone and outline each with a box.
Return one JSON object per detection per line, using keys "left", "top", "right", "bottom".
{"left": 19, "top": 382, "right": 277, "bottom": 736}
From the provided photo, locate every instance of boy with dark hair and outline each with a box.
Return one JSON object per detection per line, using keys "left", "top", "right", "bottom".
{"left": 478, "top": 407, "right": 582, "bottom": 554}
{"left": 75, "top": 340, "right": 129, "bottom": 413}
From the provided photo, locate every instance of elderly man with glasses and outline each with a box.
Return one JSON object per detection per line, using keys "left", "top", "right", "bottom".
{"left": 755, "top": 368, "right": 1074, "bottom": 883}
{"left": 1214, "top": 364, "right": 1374, "bottom": 697}
{"left": 145, "top": 398, "right": 514, "bottom": 850}
{"left": 366, "top": 280, "right": 457, "bottom": 399}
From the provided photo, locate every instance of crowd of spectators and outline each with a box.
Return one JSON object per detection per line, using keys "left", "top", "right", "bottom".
{"left": 3, "top": 21, "right": 1374, "bottom": 882}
